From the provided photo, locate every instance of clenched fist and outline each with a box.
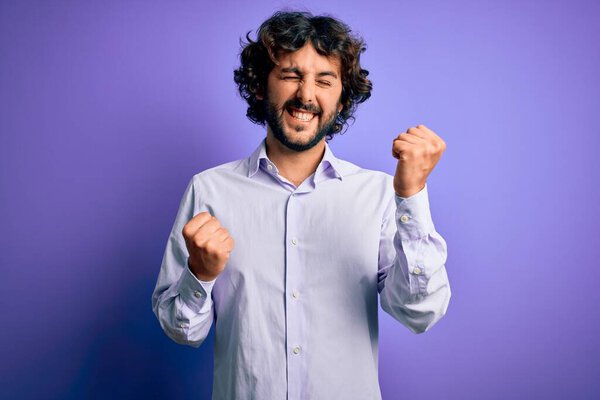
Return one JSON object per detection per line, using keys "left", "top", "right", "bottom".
{"left": 392, "top": 124, "right": 446, "bottom": 197}
{"left": 182, "top": 212, "right": 235, "bottom": 281}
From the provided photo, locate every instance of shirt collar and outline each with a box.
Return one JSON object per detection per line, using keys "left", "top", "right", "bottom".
{"left": 247, "top": 138, "right": 346, "bottom": 182}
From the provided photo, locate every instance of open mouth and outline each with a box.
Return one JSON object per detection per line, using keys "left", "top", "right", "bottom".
{"left": 286, "top": 106, "right": 318, "bottom": 122}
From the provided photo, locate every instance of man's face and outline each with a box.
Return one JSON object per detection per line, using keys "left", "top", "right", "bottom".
{"left": 260, "top": 43, "right": 344, "bottom": 152}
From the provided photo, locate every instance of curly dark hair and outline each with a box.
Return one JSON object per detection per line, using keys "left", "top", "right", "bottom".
{"left": 233, "top": 10, "right": 373, "bottom": 138}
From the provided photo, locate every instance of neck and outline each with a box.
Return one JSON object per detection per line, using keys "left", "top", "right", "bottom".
{"left": 265, "top": 131, "right": 326, "bottom": 187}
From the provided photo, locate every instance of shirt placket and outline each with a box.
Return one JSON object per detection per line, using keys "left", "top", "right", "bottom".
{"left": 284, "top": 190, "right": 308, "bottom": 400}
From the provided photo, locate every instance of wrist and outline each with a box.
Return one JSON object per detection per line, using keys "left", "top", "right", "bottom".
{"left": 188, "top": 259, "right": 219, "bottom": 282}
{"left": 394, "top": 186, "right": 424, "bottom": 198}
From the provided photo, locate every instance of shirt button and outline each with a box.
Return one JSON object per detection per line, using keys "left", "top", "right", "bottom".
{"left": 194, "top": 290, "right": 203, "bottom": 298}
{"left": 293, "top": 346, "right": 301, "bottom": 355}
{"left": 292, "top": 290, "right": 299, "bottom": 298}
{"left": 267, "top": 164, "right": 273, "bottom": 170}
{"left": 291, "top": 238, "right": 298, "bottom": 245}
{"left": 179, "top": 323, "right": 185, "bottom": 328}
{"left": 413, "top": 267, "right": 422, "bottom": 275}
{"left": 400, "top": 214, "right": 410, "bottom": 223}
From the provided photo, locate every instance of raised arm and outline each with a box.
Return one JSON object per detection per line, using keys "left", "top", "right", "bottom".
{"left": 151, "top": 177, "right": 232, "bottom": 347}
{"left": 378, "top": 184, "right": 451, "bottom": 333}
{"left": 377, "top": 124, "right": 451, "bottom": 333}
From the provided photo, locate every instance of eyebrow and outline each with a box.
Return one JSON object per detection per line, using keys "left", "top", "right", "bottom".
{"left": 281, "top": 67, "right": 339, "bottom": 79}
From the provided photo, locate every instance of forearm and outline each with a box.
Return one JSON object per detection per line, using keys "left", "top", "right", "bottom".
{"left": 378, "top": 184, "right": 451, "bottom": 334}
{"left": 152, "top": 254, "right": 215, "bottom": 347}
{"left": 380, "top": 230, "right": 451, "bottom": 333}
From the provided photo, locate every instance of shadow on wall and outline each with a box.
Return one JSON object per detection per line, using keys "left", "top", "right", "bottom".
{"left": 54, "top": 109, "right": 227, "bottom": 400}
{"left": 66, "top": 276, "right": 216, "bottom": 399}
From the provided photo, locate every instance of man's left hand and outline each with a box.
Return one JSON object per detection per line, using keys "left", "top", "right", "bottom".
{"left": 392, "top": 124, "right": 446, "bottom": 197}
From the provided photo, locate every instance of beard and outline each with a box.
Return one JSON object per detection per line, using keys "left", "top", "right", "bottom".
{"left": 263, "top": 95, "right": 339, "bottom": 152}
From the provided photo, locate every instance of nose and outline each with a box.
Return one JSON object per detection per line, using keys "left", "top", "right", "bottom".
{"left": 296, "top": 79, "right": 315, "bottom": 104}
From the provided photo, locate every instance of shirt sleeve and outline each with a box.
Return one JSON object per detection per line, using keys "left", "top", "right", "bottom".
{"left": 151, "top": 176, "right": 216, "bottom": 347}
{"left": 377, "top": 183, "right": 451, "bottom": 334}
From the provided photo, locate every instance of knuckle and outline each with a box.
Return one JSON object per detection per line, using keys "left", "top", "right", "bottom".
{"left": 204, "top": 241, "right": 216, "bottom": 253}
{"left": 192, "top": 235, "right": 204, "bottom": 248}
{"left": 182, "top": 223, "right": 196, "bottom": 238}
{"left": 196, "top": 212, "right": 211, "bottom": 223}
{"left": 406, "top": 146, "right": 419, "bottom": 155}
{"left": 394, "top": 139, "right": 407, "bottom": 149}
{"left": 182, "top": 225, "right": 190, "bottom": 238}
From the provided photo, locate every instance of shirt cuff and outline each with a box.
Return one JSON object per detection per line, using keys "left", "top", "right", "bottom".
{"left": 176, "top": 261, "right": 216, "bottom": 314}
{"left": 394, "top": 183, "right": 436, "bottom": 241}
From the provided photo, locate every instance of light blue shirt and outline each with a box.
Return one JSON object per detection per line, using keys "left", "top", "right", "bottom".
{"left": 152, "top": 138, "right": 451, "bottom": 400}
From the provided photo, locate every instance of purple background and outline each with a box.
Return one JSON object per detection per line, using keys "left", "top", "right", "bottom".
{"left": 1, "top": 0, "right": 599, "bottom": 399}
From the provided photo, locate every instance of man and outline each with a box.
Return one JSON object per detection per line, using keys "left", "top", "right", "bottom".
{"left": 152, "top": 10, "right": 450, "bottom": 400}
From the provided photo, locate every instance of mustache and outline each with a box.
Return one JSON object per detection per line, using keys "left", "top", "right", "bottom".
{"left": 283, "top": 98, "right": 322, "bottom": 115}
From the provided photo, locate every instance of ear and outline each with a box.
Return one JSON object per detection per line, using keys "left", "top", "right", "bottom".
{"left": 337, "top": 102, "right": 343, "bottom": 114}
{"left": 255, "top": 86, "right": 264, "bottom": 101}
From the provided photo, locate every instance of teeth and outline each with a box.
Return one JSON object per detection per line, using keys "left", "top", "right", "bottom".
{"left": 291, "top": 110, "right": 314, "bottom": 121}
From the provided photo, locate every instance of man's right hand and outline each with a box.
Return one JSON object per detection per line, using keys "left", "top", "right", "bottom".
{"left": 182, "top": 212, "right": 235, "bottom": 281}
